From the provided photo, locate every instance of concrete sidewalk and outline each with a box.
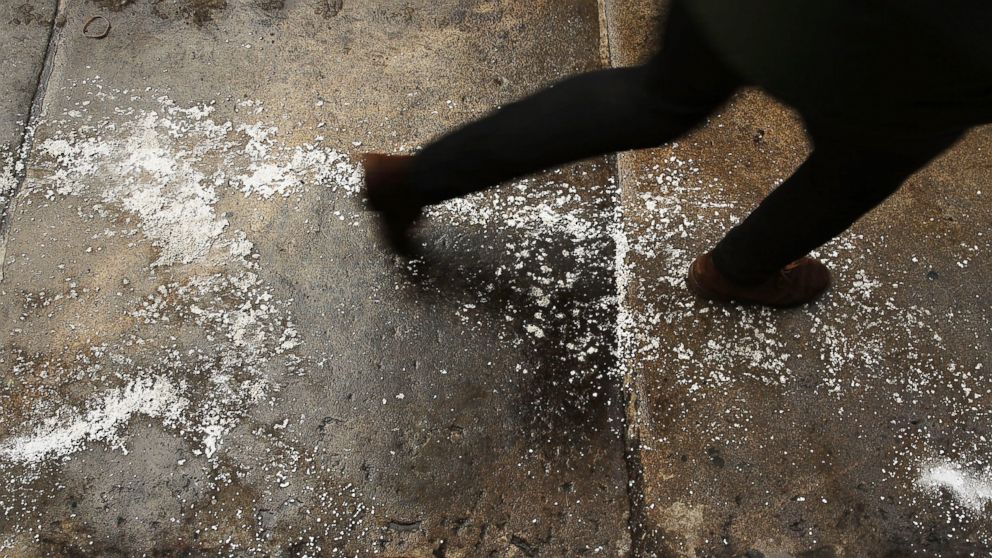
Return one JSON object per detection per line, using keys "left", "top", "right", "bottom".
{"left": 608, "top": 2, "right": 992, "bottom": 556}
{"left": 1, "top": 0, "right": 991, "bottom": 556}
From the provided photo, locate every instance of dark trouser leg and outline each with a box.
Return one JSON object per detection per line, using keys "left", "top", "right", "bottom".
{"left": 407, "top": 3, "right": 740, "bottom": 205}
{"left": 711, "top": 130, "right": 964, "bottom": 284}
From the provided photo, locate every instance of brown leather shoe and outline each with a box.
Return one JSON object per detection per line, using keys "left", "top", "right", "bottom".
{"left": 362, "top": 153, "right": 422, "bottom": 257}
{"left": 686, "top": 252, "right": 831, "bottom": 307}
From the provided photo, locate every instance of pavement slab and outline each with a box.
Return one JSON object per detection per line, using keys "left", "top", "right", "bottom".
{"left": 0, "top": 0, "right": 631, "bottom": 555}
{"left": 0, "top": 0, "right": 56, "bottom": 217}
{"left": 609, "top": 3, "right": 992, "bottom": 556}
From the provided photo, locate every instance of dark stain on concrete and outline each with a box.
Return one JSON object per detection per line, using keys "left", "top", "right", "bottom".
{"left": 706, "top": 446, "right": 726, "bottom": 468}
{"left": 253, "top": 0, "right": 284, "bottom": 13}
{"left": 510, "top": 534, "right": 537, "bottom": 557}
{"left": 151, "top": 0, "right": 227, "bottom": 25}
{"left": 387, "top": 519, "right": 423, "bottom": 532}
{"left": 8, "top": 3, "right": 52, "bottom": 25}
{"left": 89, "top": 0, "right": 134, "bottom": 12}
{"left": 317, "top": 0, "right": 343, "bottom": 19}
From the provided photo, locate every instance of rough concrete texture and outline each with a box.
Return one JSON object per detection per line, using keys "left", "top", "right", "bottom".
{"left": 0, "top": 0, "right": 630, "bottom": 555}
{"left": 3, "top": 0, "right": 992, "bottom": 557}
{"left": 607, "top": 2, "right": 992, "bottom": 557}
{"left": 0, "top": 0, "right": 55, "bottom": 214}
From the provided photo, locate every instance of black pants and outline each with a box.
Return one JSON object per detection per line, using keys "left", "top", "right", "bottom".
{"left": 407, "top": 4, "right": 964, "bottom": 284}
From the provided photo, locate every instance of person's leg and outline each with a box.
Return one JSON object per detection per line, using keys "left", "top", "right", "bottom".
{"left": 406, "top": 2, "right": 740, "bottom": 205}
{"left": 710, "top": 130, "right": 964, "bottom": 285}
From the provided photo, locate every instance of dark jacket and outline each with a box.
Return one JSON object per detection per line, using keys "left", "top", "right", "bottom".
{"left": 683, "top": 1, "right": 992, "bottom": 137}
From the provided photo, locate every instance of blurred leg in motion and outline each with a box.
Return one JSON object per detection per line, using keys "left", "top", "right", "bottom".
{"left": 364, "top": 4, "right": 739, "bottom": 254}
{"left": 407, "top": 3, "right": 739, "bottom": 203}
{"left": 686, "top": 128, "right": 963, "bottom": 306}
{"left": 712, "top": 129, "right": 963, "bottom": 283}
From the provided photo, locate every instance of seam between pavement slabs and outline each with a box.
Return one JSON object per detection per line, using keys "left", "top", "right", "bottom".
{"left": 598, "top": 0, "right": 649, "bottom": 553}
{"left": 0, "top": 0, "right": 66, "bottom": 282}
{"left": 597, "top": 0, "right": 613, "bottom": 69}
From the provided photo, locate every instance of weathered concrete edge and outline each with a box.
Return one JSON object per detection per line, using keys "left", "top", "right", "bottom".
{"left": 0, "top": 0, "right": 64, "bottom": 283}
{"left": 598, "top": 0, "right": 650, "bottom": 553}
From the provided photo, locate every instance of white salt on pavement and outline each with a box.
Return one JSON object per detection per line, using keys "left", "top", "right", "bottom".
{"left": 918, "top": 461, "right": 992, "bottom": 514}
{"left": 0, "top": 375, "right": 188, "bottom": 465}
